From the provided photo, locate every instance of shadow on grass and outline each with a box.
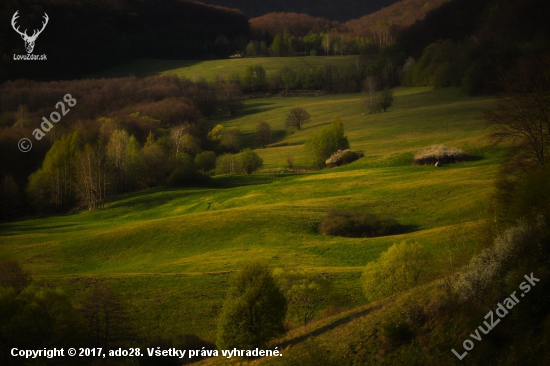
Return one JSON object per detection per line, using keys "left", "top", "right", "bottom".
{"left": 241, "top": 102, "right": 282, "bottom": 116}
{"left": 211, "top": 174, "right": 275, "bottom": 189}
{"left": 0, "top": 223, "right": 77, "bottom": 236}
{"left": 276, "top": 300, "right": 390, "bottom": 349}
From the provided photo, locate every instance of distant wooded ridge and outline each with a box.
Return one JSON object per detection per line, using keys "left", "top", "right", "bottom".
{"left": 195, "top": 0, "right": 401, "bottom": 21}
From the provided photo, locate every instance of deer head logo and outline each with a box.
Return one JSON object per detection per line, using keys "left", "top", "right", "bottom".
{"left": 11, "top": 11, "right": 49, "bottom": 54}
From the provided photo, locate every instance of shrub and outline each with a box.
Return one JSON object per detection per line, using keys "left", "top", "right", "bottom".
{"left": 217, "top": 262, "right": 287, "bottom": 349}
{"left": 305, "top": 118, "right": 350, "bottom": 168}
{"left": 0, "top": 259, "right": 31, "bottom": 293}
{"left": 450, "top": 220, "right": 536, "bottom": 303}
{"left": 167, "top": 166, "right": 211, "bottom": 187}
{"left": 238, "top": 149, "right": 263, "bottom": 174}
{"left": 362, "top": 241, "right": 430, "bottom": 301}
{"left": 320, "top": 210, "right": 404, "bottom": 238}
{"left": 413, "top": 145, "right": 467, "bottom": 166}
{"left": 325, "top": 149, "right": 364, "bottom": 168}
{"left": 194, "top": 151, "right": 217, "bottom": 172}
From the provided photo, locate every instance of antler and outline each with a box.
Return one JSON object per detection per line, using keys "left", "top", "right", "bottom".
{"left": 29, "top": 13, "right": 49, "bottom": 40}
{"left": 11, "top": 11, "right": 28, "bottom": 38}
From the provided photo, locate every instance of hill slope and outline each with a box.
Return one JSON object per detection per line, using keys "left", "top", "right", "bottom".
{"left": 195, "top": 0, "right": 400, "bottom": 21}
{"left": 0, "top": 88, "right": 499, "bottom": 343}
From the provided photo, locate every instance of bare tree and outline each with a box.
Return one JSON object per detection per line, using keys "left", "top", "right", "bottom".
{"left": 486, "top": 56, "right": 550, "bottom": 167}
{"left": 363, "top": 76, "right": 379, "bottom": 114}
{"left": 80, "top": 285, "right": 133, "bottom": 349}
{"left": 170, "top": 125, "right": 187, "bottom": 168}
{"left": 285, "top": 108, "right": 311, "bottom": 131}
{"left": 74, "top": 144, "right": 106, "bottom": 211}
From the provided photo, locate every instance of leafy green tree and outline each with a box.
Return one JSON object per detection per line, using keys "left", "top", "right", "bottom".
{"left": 217, "top": 262, "right": 287, "bottom": 349}
{"left": 238, "top": 149, "right": 264, "bottom": 174}
{"left": 242, "top": 65, "right": 267, "bottom": 91}
{"left": 272, "top": 34, "right": 284, "bottom": 57}
{"left": 220, "top": 127, "right": 242, "bottom": 153}
{"left": 285, "top": 107, "right": 311, "bottom": 131}
{"left": 378, "top": 87, "right": 394, "bottom": 112}
{"left": 0, "top": 286, "right": 84, "bottom": 363}
{"left": 27, "top": 131, "right": 81, "bottom": 210}
{"left": 194, "top": 151, "right": 217, "bottom": 172}
{"left": 362, "top": 241, "right": 430, "bottom": 301}
{"left": 278, "top": 271, "right": 331, "bottom": 325}
{"left": 304, "top": 118, "right": 350, "bottom": 168}
{"left": 254, "top": 121, "right": 272, "bottom": 148}
{"left": 142, "top": 133, "right": 168, "bottom": 188}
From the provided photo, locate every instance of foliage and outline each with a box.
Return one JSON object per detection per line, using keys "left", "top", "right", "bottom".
{"left": 0, "top": 259, "right": 31, "bottom": 293}
{"left": 325, "top": 149, "right": 364, "bottom": 168}
{"left": 194, "top": 151, "right": 217, "bottom": 172}
{"left": 220, "top": 127, "right": 242, "bottom": 153}
{"left": 413, "top": 145, "right": 467, "bottom": 166}
{"left": 27, "top": 131, "right": 81, "bottom": 210}
{"left": 80, "top": 285, "right": 133, "bottom": 349}
{"left": 238, "top": 149, "right": 264, "bottom": 175}
{"left": 254, "top": 121, "right": 272, "bottom": 148}
{"left": 450, "top": 220, "right": 541, "bottom": 303}
{"left": 167, "top": 155, "right": 211, "bottom": 187}
{"left": 216, "top": 153, "right": 240, "bottom": 175}
{"left": 305, "top": 118, "right": 350, "bottom": 167}
{"left": 277, "top": 271, "right": 331, "bottom": 325}
{"left": 0, "top": 286, "right": 84, "bottom": 364}
{"left": 378, "top": 87, "right": 394, "bottom": 112}
{"left": 486, "top": 55, "right": 550, "bottom": 168}
{"left": 217, "top": 262, "right": 287, "bottom": 349}
{"left": 242, "top": 65, "right": 268, "bottom": 91}
{"left": 285, "top": 107, "right": 311, "bottom": 130}
{"left": 320, "top": 210, "right": 404, "bottom": 238}
{"left": 362, "top": 241, "right": 429, "bottom": 301}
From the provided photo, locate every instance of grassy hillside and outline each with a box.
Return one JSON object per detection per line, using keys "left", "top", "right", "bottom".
{"left": 89, "top": 56, "right": 359, "bottom": 81}
{"left": 0, "top": 87, "right": 499, "bottom": 346}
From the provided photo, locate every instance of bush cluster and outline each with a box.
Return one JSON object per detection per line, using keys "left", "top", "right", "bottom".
{"left": 413, "top": 145, "right": 467, "bottom": 166}
{"left": 325, "top": 149, "right": 364, "bottom": 168}
{"left": 320, "top": 210, "right": 404, "bottom": 238}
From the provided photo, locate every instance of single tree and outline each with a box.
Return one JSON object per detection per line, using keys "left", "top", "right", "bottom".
{"left": 486, "top": 56, "right": 550, "bottom": 167}
{"left": 363, "top": 76, "right": 379, "bottom": 114}
{"left": 195, "top": 151, "right": 217, "bottom": 172}
{"left": 238, "top": 149, "right": 264, "bottom": 174}
{"left": 285, "top": 107, "right": 311, "bottom": 130}
{"left": 378, "top": 87, "right": 394, "bottom": 112}
{"left": 362, "top": 241, "right": 429, "bottom": 301}
{"left": 304, "top": 118, "right": 350, "bottom": 168}
{"left": 0, "top": 259, "right": 30, "bottom": 293}
{"left": 80, "top": 285, "right": 133, "bottom": 349}
{"left": 254, "top": 121, "right": 272, "bottom": 148}
{"left": 220, "top": 127, "right": 242, "bottom": 153}
{"left": 217, "top": 262, "right": 287, "bottom": 349}
{"left": 278, "top": 271, "right": 331, "bottom": 325}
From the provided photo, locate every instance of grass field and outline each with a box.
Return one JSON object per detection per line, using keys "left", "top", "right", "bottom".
{"left": 89, "top": 56, "right": 359, "bottom": 81}
{"left": 0, "top": 87, "right": 499, "bottom": 347}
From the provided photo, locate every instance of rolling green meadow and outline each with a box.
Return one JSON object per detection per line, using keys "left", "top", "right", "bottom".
{"left": 0, "top": 83, "right": 502, "bottom": 357}
{"left": 89, "top": 56, "right": 359, "bottom": 81}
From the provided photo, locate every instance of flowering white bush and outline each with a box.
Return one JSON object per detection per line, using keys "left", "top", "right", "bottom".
{"left": 413, "top": 145, "right": 467, "bottom": 165}
{"left": 451, "top": 220, "right": 532, "bottom": 302}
